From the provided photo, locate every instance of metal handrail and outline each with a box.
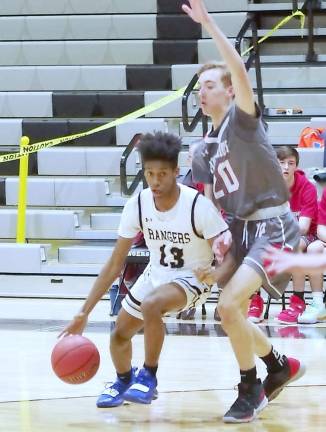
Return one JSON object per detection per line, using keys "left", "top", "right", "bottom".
{"left": 250, "top": 18, "right": 265, "bottom": 112}
{"left": 181, "top": 0, "right": 322, "bottom": 133}
{"left": 302, "top": 0, "right": 322, "bottom": 62}
{"left": 288, "top": 0, "right": 320, "bottom": 62}
{"left": 120, "top": 0, "right": 322, "bottom": 196}
{"left": 292, "top": 0, "right": 299, "bottom": 11}
{"left": 120, "top": 133, "right": 147, "bottom": 196}
{"left": 235, "top": 14, "right": 254, "bottom": 57}
{"left": 181, "top": 73, "right": 208, "bottom": 134}
{"left": 236, "top": 13, "right": 265, "bottom": 111}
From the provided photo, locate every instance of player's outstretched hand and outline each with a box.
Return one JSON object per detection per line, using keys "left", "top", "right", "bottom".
{"left": 262, "top": 246, "right": 302, "bottom": 276}
{"left": 182, "top": 0, "right": 210, "bottom": 25}
{"left": 213, "top": 229, "right": 232, "bottom": 264}
{"left": 58, "top": 312, "right": 88, "bottom": 338}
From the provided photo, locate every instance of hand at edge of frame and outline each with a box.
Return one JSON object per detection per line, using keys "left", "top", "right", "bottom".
{"left": 181, "top": 0, "right": 211, "bottom": 25}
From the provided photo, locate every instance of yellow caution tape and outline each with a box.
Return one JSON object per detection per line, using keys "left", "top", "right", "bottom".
{"left": 241, "top": 10, "right": 305, "bottom": 57}
{"left": 0, "top": 87, "right": 186, "bottom": 163}
{"left": 0, "top": 9, "right": 305, "bottom": 164}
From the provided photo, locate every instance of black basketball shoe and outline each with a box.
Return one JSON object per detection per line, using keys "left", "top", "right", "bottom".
{"left": 223, "top": 379, "right": 268, "bottom": 423}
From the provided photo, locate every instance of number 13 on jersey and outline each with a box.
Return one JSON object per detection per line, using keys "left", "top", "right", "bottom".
{"left": 160, "top": 245, "right": 184, "bottom": 269}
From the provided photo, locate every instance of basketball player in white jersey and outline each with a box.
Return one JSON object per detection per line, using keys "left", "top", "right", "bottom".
{"left": 183, "top": 0, "right": 305, "bottom": 423}
{"left": 60, "top": 131, "right": 228, "bottom": 407}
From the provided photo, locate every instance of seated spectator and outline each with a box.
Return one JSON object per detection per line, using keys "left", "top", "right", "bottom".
{"left": 298, "top": 189, "right": 326, "bottom": 324}
{"left": 248, "top": 146, "right": 319, "bottom": 324}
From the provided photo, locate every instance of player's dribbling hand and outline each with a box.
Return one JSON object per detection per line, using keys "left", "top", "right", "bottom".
{"left": 194, "top": 266, "right": 217, "bottom": 285}
{"left": 58, "top": 312, "right": 88, "bottom": 338}
{"left": 213, "top": 229, "right": 232, "bottom": 264}
{"left": 181, "top": 0, "right": 210, "bottom": 25}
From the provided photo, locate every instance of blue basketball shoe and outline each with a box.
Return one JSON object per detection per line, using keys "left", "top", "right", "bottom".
{"left": 123, "top": 367, "right": 158, "bottom": 404}
{"left": 96, "top": 368, "right": 137, "bottom": 408}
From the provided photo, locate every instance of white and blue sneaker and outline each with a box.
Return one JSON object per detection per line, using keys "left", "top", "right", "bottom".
{"left": 123, "top": 368, "right": 158, "bottom": 404}
{"left": 96, "top": 368, "right": 137, "bottom": 408}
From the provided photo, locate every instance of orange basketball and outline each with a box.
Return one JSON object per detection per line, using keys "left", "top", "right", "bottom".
{"left": 51, "top": 335, "right": 100, "bottom": 384}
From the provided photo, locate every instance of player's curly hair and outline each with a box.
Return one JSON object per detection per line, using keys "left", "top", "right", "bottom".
{"left": 138, "top": 131, "right": 181, "bottom": 168}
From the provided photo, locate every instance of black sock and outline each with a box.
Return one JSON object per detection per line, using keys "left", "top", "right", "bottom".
{"left": 294, "top": 291, "right": 304, "bottom": 301}
{"left": 144, "top": 363, "right": 158, "bottom": 377}
{"left": 240, "top": 366, "right": 257, "bottom": 385}
{"left": 117, "top": 369, "right": 132, "bottom": 384}
{"left": 260, "top": 347, "right": 286, "bottom": 373}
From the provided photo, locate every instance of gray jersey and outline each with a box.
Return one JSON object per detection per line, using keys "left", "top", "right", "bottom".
{"left": 192, "top": 104, "right": 289, "bottom": 218}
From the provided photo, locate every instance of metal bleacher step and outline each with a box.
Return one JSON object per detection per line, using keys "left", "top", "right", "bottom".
{"left": 90, "top": 213, "right": 121, "bottom": 230}
{"left": 248, "top": 0, "right": 326, "bottom": 11}
{"left": 256, "top": 29, "right": 326, "bottom": 37}
{"left": 58, "top": 244, "right": 115, "bottom": 264}
{"left": 74, "top": 228, "right": 118, "bottom": 240}
{"left": 260, "top": 54, "right": 326, "bottom": 63}
{"left": 5, "top": 177, "right": 129, "bottom": 207}
{"left": 248, "top": 4, "right": 301, "bottom": 12}
{"left": 0, "top": 273, "right": 99, "bottom": 297}
{"left": 0, "top": 208, "right": 82, "bottom": 239}
{"left": 40, "top": 259, "right": 103, "bottom": 276}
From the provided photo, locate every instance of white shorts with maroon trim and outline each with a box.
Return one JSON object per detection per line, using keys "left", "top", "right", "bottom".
{"left": 121, "top": 266, "right": 211, "bottom": 320}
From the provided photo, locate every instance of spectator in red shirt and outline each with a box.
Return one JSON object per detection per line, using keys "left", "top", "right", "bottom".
{"left": 318, "top": 188, "right": 326, "bottom": 228}
{"left": 263, "top": 190, "right": 326, "bottom": 286}
{"left": 248, "top": 146, "right": 320, "bottom": 324}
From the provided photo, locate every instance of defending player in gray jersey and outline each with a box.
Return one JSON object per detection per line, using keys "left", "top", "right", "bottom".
{"left": 193, "top": 104, "right": 289, "bottom": 218}
{"left": 183, "top": 0, "right": 304, "bottom": 424}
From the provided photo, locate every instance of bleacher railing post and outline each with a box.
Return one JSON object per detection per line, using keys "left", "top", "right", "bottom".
{"left": 120, "top": 133, "right": 146, "bottom": 196}
{"left": 306, "top": 0, "right": 318, "bottom": 62}
{"left": 16, "top": 136, "right": 30, "bottom": 243}
{"left": 251, "top": 19, "right": 265, "bottom": 112}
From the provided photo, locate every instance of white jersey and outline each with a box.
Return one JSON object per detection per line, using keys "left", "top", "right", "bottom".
{"left": 118, "top": 183, "right": 228, "bottom": 287}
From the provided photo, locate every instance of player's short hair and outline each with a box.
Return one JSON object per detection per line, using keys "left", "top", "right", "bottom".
{"left": 138, "top": 131, "right": 181, "bottom": 168}
{"left": 197, "top": 62, "right": 232, "bottom": 88}
{"left": 276, "top": 146, "right": 299, "bottom": 166}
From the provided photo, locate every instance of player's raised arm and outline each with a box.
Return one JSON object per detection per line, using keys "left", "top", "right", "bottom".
{"left": 182, "top": 0, "right": 255, "bottom": 116}
{"left": 59, "top": 236, "right": 134, "bottom": 337}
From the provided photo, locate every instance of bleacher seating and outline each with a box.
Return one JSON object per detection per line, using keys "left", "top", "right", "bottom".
{"left": 0, "top": 209, "right": 81, "bottom": 239}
